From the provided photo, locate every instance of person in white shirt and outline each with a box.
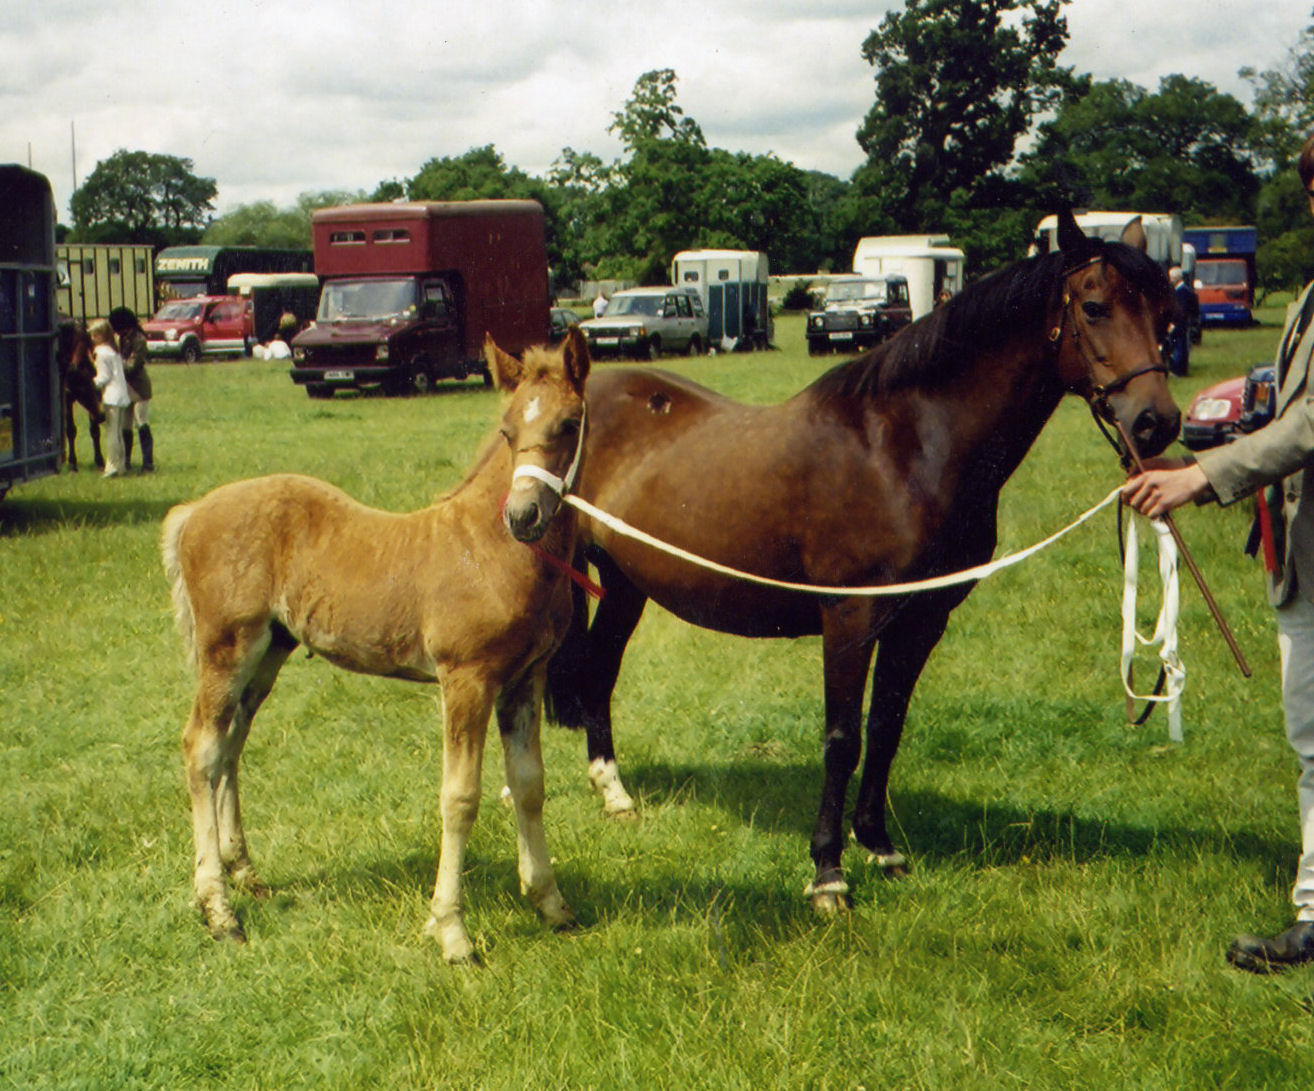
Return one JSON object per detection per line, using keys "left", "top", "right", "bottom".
{"left": 88, "top": 319, "right": 132, "bottom": 478}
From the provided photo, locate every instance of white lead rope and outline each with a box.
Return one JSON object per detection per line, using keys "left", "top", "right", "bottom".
{"left": 563, "top": 486, "right": 1127, "bottom": 596}
{"left": 560, "top": 486, "right": 1185, "bottom": 736}
{"left": 1121, "top": 513, "right": 1186, "bottom": 741}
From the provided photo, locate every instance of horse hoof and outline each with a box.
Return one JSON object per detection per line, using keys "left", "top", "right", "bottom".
{"left": 606, "top": 806, "right": 639, "bottom": 822}
{"left": 870, "top": 850, "right": 909, "bottom": 878}
{"left": 804, "top": 875, "right": 851, "bottom": 915}
{"left": 205, "top": 915, "right": 247, "bottom": 944}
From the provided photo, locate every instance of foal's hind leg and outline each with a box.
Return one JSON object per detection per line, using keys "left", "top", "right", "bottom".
{"left": 217, "top": 631, "right": 296, "bottom": 896}
{"left": 184, "top": 622, "right": 277, "bottom": 941}
{"left": 497, "top": 668, "right": 573, "bottom": 931}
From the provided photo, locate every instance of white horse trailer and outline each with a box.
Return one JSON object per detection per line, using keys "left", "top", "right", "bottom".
{"left": 1031, "top": 212, "right": 1190, "bottom": 275}
{"left": 670, "top": 249, "right": 772, "bottom": 350}
{"left": 851, "top": 235, "right": 965, "bottom": 320}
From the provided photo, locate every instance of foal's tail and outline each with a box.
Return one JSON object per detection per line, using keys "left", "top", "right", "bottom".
{"left": 161, "top": 502, "right": 198, "bottom": 670}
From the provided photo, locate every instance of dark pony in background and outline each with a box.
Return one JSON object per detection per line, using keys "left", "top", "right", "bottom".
{"left": 58, "top": 322, "right": 104, "bottom": 471}
{"left": 546, "top": 211, "right": 1181, "bottom": 909}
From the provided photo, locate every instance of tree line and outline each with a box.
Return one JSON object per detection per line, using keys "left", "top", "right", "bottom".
{"left": 65, "top": 0, "right": 1314, "bottom": 297}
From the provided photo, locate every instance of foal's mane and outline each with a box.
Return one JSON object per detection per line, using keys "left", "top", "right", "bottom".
{"left": 808, "top": 242, "right": 1170, "bottom": 403}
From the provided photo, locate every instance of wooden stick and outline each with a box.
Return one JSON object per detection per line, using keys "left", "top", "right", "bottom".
{"left": 1117, "top": 421, "right": 1252, "bottom": 678}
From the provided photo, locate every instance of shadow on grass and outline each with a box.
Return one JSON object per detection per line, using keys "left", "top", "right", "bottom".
{"left": 248, "top": 754, "right": 1292, "bottom": 945}
{"left": 624, "top": 757, "right": 1289, "bottom": 875}
{"left": 0, "top": 494, "right": 180, "bottom": 537}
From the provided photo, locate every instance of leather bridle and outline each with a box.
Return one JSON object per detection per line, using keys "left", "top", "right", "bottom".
{"left": 1049, "top": 254, "right": 1169, "bottom": 425}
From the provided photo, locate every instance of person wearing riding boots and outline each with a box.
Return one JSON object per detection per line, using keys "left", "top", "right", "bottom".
{"left": 109, "top": 307, "right": 154, "bottom": 472}
{"left": 1123, "top": 132, "right": 1314, "bottom": 973}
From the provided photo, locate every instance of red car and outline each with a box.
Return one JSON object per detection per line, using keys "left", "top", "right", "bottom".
{"left": 1180, "top": 364, "right": 1276, "bottom": 450}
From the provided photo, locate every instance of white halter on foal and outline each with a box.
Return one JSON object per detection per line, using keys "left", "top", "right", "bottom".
{"left": 510, "top": 403, "right": 587, "bottom": 497}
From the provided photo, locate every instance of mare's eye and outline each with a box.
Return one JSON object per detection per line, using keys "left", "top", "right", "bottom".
{"left": 1082, "top": 301, "right": 1110, "bottom": 321}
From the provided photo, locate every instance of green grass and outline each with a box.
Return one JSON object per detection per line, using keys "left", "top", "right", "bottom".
{"left": 3, "top": 312, "right": 1313, "bottom": 1088}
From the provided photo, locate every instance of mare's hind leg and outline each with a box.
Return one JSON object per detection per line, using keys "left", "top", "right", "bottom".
{"left": 425, "top": 668, "right": 495, "bottom": 965}
{"left": 852, "top": 594, "right": 959, "bottom": 873}
{"left": 183, "top": 620, "right": 278, "bottom": 942}
{"left": 496, "top": 668, "right": 573, "bottom": 930}
{"left": 217, "top": 627, "right": 297, "bottom": 896}
{"left": 547, "top": 552, "right": 646, "bottom": 815}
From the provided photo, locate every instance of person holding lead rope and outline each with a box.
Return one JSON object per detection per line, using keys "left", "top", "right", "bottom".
{"left": 1123, "top": 133, "right": 1314, "bottom": 974}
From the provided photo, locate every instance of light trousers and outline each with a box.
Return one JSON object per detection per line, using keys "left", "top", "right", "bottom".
{"left": 1275, "top": 594, "right": 1314, "bottom": 920}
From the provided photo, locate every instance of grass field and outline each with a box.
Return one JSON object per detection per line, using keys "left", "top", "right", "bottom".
{"left": 3, "top": 309, "right": 1313, "bottom": 1088}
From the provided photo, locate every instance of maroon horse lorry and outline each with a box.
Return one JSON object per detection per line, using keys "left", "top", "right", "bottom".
{"left": 290, "top": 200, "right": 549, "bottom": 397}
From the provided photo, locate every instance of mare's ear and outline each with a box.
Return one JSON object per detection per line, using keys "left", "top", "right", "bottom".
{"left": 1055, "top": 207, "right": 1087, "bottom": 254}
{"left": 1120, "top": 215, "right": 1148, "bottom": 252}
{"left": 484, "top": 333, "right": 524, "bottom": 392}
{"left": 560, "top": 325, "right": 591, "bottom": 393}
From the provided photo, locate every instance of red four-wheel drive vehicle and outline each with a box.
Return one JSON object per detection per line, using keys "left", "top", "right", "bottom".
{"left": 143, "top": 295, "right": 253, "bottom": 362}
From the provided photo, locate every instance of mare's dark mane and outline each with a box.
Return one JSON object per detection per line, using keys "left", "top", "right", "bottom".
{"left": 809, "top": 242, "right": 1170, "bottom": 403}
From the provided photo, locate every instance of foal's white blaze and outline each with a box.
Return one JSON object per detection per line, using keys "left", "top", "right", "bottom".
{"left": 523, "top": 396, "right": 542, "bottom": 423}
{"left": 588, "top": 756, "right": 635, "bottom": 815}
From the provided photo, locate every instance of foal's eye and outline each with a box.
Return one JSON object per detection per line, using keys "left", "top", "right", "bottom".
{"left": 498, "top": 426, "right": 513, "bottom": 444}
{"left": 558, "top": 417, "right": 581, "bottom": 438}
{"left": 1082, "top": 301, "right": 1111, "bottom": 321}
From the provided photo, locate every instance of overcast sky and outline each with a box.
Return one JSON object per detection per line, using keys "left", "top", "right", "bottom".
{"left": 4, "top": 0, "right": 1311, "bottom": 221}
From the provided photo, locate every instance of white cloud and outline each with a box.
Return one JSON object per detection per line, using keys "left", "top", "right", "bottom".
{"left": 2, "top": 0, "right": 1308, "bottom": 220}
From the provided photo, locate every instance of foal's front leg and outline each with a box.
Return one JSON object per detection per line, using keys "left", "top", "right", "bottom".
{"left": 425, "top": 670, "right": 494, "bottom": 964}
{"left": 497, "top": 669, "right": 573, "bottom": 931}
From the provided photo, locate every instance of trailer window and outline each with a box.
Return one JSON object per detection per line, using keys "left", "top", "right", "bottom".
{"left": 373, "top": 229, "right": 411, "bottom": 244}
{"left": 329, "top": 231, "right": 366, "bottom": 245}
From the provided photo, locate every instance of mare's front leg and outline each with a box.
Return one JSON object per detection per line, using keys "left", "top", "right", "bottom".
{"left": 496, "top": 668, "right": 574, "bottom": 931}
{"left": 851, "top": 594, "right": 958, "bottom": 873}
{"left": 425, "top": 668, "right": 495, "bottom": 965}
{"left": 547, "top": 552, "right": 647, "bottom": 816}
{"left": 808, "top": 599, "right": 880, "bottom": 912}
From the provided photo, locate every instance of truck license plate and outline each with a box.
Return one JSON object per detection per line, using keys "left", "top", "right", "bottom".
{"left": 324, "top": 370, "right": 354, "bottom": 381}
{"left": 829, "top": 332, "right": 853, "bottom": 341}
{"left": 596, "top": 337, "right": 619, "bottom": 347}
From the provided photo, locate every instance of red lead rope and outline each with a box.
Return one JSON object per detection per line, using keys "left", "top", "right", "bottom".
{"left": 528, "top": 540, "right": 606, "bottom": 599}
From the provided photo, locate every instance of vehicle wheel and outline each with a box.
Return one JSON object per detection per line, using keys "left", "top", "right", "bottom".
{"left": 807, "top": 340, "right": 826, "bottom": 356}
{"left": 640, "top": 337, "right": 660, "bottom": 361}
{"left": 687, "top": 335, "right": 702, "bottom": 357}
{"left": 181, "top": 340, "right": 201, "bottom": 364}
{"left": 306, "top": 384, "right": 333, "bottom": 399}
{"left": 412, "top": 368, "right": 435, "bottom": 395}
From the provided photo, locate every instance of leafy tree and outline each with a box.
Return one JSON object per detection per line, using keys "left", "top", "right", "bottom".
{"left": 608, "top": 68, "right": 705, "bottom": 151}
{"left": 1242, "top": 16, "right": 1314, "bottom": 169}
{"left": 854, "top": 0, "right": 1070, "bottom": 231}
{"left": 203, "top": 190, "right": 365, "bottom": 249}
{"left": 69, "top": 149, "right": 216, "bottom": 245}
{"left": 1018, "top": 75, "right": 1262, "bottom": 224}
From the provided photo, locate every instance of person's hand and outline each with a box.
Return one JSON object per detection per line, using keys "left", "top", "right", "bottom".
{"left": 1121, "top": 462, "right": 1211, "bottom": 518}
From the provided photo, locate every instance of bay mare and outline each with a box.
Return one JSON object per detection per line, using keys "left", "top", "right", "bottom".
{"left": 163, "top": 329, "right": 590, "bottom": 964}
{"left": 546, "top": 212, "right": 1182, "bottom": 909}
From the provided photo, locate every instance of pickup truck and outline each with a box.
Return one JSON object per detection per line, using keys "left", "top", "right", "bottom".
{"left": 806, "top": 275, "right": 912, "bottom": 355}
{"left": 143, "top": 295, "right": 253, "bottom": 361}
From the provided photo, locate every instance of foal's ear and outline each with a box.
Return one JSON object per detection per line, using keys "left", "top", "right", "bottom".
{"left": 560, "top": 325, "right": 591, "bottom": 393}
{"left": 484, "top": 333, "right": 524, "bottom": 392}
{"left": 1120, "top": 215, "right": 1148, "bottom": 253}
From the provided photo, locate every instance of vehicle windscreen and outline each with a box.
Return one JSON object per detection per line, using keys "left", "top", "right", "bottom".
{"left": 1195, "top": 260, "right": 1246, "bottom": 287}
{"left": 606, "top": 295, "right": 661, "bottom": 317}
{"left": 318, "top": 278, "right": 418, "bottom": 321}
{"left": 155, "top": 301, "right": 203, "bottom": 321}
{"left": 827, "top": 281, "right": 886, "bottom": 303}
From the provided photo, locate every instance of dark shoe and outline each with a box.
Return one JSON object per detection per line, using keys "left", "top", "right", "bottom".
{"left": 1226, "top": 921, "right": 1314, "bottom": 973}
{"left": 138, "top": 425, "right": 154, "bottom": 472}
